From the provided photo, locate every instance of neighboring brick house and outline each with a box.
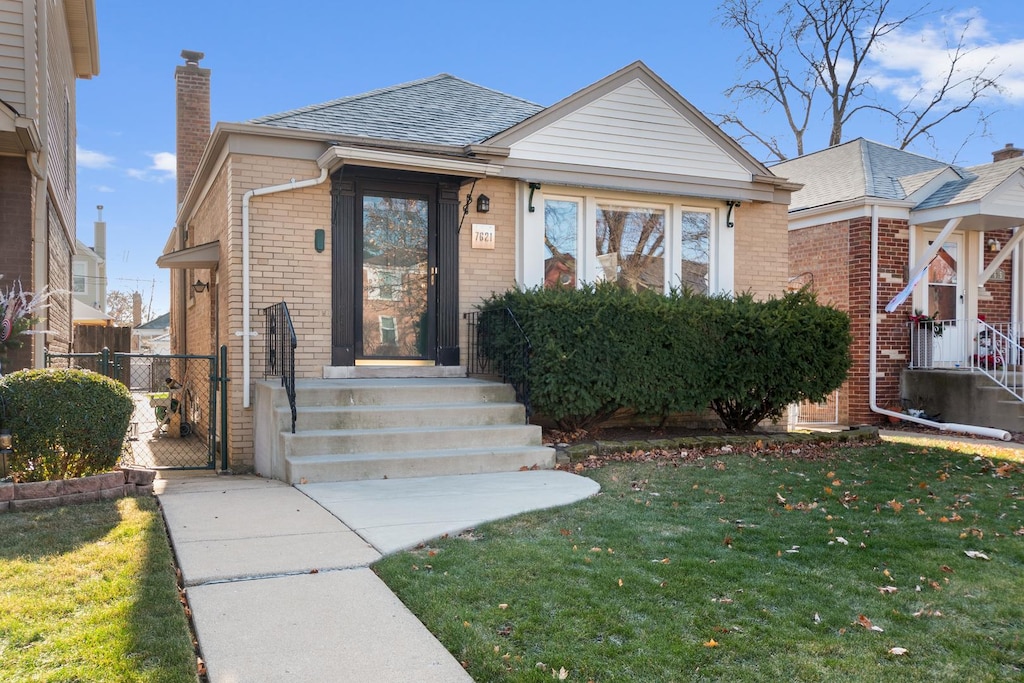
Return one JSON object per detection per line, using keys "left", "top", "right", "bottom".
{"left": 775, "top": 139, "right": 1024, "bottom": 429}
{"left": 160, "top": 55, "right": 799, "bottom": 470}
{"left": 0, "top": 0, "right": 99, "bottom": 370}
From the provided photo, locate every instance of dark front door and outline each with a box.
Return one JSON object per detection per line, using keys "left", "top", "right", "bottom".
{"left": 331, "top": 169, "right": 461, "bottom": 367}
{"left": 357, "top": 186, "right": 435, "bottom": 360}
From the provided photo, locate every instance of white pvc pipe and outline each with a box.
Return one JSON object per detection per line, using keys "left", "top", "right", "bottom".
{"left": 242, "top": 167, "right": 328, "bottom": 407}
{"left": 868, "top": 204, "right": 1011, "bottom": 441}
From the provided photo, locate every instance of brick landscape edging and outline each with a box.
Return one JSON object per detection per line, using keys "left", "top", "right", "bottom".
{"left": 556, "top": 426, "right": 880, "bottom": 462}
{"left": 0, "top": 468, "right": 157, "bottom": 513}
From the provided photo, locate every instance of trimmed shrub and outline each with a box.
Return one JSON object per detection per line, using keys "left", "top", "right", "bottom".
{"left": 703, "top": 289, "right": 852, "bottom": 430}
{"left": 0, "top": 368, "right": 134, "bottom": 482}
{"left": 479, "top": 285, "right": 850, "bottom": 432}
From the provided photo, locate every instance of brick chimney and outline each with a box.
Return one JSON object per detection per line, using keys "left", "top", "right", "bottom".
{"left": 992, "top": 143, "right": 1023, "bottom": 163}
{"left": 175, "top": 50, "right": 211, "bottom": 209}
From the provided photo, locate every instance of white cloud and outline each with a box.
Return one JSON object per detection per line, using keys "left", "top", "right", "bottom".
{"left": 127, "top": 152, "right": 176, "bottom": 182}
{"left": 870, "top": 9, "right": 1024, "bottom": 105}
{"left": 76, "top": 145, "right": 114, "bottom": 169}
{"left": 95, "top": 185, "right": 115, "bottom": 193}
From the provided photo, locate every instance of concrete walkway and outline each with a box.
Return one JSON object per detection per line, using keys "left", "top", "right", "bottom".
{"left": 156, "top": 470, "right": 600, "bottom": 683}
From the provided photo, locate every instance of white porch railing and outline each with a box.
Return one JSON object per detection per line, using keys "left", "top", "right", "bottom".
{"left": 908, "top": 318, "right": 1024, "bottom": 401}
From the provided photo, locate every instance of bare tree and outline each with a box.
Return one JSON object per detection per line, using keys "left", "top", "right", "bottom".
{"left": 106, "top": 290, "right": 144, "bottom": 327}
{"left": 717, "top": 0, "right": 1003, "bottom": 161}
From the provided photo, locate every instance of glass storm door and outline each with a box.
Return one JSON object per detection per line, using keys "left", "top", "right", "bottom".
{"left": 926, "top": 235, "right": 965, "bottom": 365}
{"left": 358, "top": 192, "right": 434, "bottom": 360}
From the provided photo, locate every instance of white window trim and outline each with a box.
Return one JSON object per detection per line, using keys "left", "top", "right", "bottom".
{"left": 518, "top": 182, "right": 733, "bottom": 295}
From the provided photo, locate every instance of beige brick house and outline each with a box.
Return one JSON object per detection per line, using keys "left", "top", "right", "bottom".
{"left": 776, "top": 139, "right": 1024, "bottom": 435}
{"left": 0, "top": 0, "right": 99, "bottom": 371}
{"left": 161, "top": 54, "right": 798, "bottom": 476}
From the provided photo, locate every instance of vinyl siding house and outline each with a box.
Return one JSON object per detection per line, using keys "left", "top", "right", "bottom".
{"left": 0, "top": 0, "right": 99, "bottom": 370}
{"left": 775, "top": 139, "right": 1024, "bottom": 433}
{"left": 161, "top": 55, "right": 799, "bottom": 480}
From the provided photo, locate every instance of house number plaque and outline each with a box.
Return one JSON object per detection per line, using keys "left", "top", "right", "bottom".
{"left": 472, "top": 224, "right": 496, "bottom": 250}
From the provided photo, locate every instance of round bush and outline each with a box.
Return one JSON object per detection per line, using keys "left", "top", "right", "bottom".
{"left": 0, "top": 368, "right": 134, "bottom": 482}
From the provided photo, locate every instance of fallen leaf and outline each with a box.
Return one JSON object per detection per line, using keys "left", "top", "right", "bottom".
{"left": 888, "top": 499, "right": 904, "bottom": 513}
{"left": 964, "top": 550, "right": 991, "bottom": 560}
{"left": 813, "top": 612, "right": 821, "bottom": 624}
{"left": 617, "top": 578, "right": 623, "bottom": 587}
{"left": 776, "top": 492, "right": 787, "bottom": 505}
{"left": 940, "top": 565, "right": 954, "bottom": 573}
{"left": 298, "top": 477, "right": 308, "bottom": 485}
{"left": 704, "top": 639, "right": 719, "bottom": 647}
{"left": 498, "top": 603, "right": 509, "bottom": 610}
{"left": 835, "top": 536, "right": 849, "bottom": 546}
{"left": 889, "top": 647, "right": 909, "bottom": 656}
{"left": 556, "top": 666, "right": 569, "bottom": 680}
{"left": 857, "top": 614, "right": 884, "bottom": 632}
{"left": 877, "top": 585, "right": 898, "bottom": 594}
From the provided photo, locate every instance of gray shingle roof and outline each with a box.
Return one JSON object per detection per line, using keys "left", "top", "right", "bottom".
{"left": 248, "top": 74, "right": 544, "bottom": 147}
{"left": 136, "top": 312, "right": 170, "bottom": 330}
{"left": 772, "top": 139, "right": 949, "bottom": 211}
{"left": 915, "top": 156, "right": 1024, "bottom": 209}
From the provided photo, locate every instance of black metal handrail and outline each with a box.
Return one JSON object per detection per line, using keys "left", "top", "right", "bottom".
{"left": 263, "top": 302, "right": 297, "bottom": 433}
{"left": 465, "top": 307, "right": 532, "bottom": 422}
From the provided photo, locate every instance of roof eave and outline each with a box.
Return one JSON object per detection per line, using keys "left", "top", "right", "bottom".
{"left": 64, "top": 0, "right": 100, "bottom": 78}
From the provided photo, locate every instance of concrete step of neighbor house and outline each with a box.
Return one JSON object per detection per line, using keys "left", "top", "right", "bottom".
{"left": 255, "top": 377, "right": 554, "bottom": 484}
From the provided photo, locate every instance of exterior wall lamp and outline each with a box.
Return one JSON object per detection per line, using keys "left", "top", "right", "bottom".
{"left": 192, "top": 279, "right": 209, "bottom": 294}
{"left": 476, "top": 194, "right": 490, "bottom": 213}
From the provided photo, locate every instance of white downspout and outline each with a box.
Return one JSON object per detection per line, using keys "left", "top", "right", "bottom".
{"left": 240, "top": 167, "right": 329, "bottom": 408}
{"left": 869, "top": 204, "right": 1011, "bottom": 440}
{"left": 1013, "top": 228, "right": 1020, "bottom": 361}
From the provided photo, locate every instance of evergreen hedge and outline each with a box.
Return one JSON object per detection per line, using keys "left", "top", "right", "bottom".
{"left": 479, "top": 285, "right": 850, "bottom": 431}
{"left": 0, "top": 368, "right": 134, "bottom": 482}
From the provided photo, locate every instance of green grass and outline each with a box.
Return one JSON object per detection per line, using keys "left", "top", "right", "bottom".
{"left": 0, "top": 497, "right": 198, "bottom": 682}
{"left": 375, "top": 441, "right": 1024, "bottom": 682}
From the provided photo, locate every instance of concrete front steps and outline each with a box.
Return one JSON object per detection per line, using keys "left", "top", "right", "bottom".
{"left": 253, "top": 377, "right": 553, "bottom": 484}
{"left": 903, "top": 368, "right": 1024, "bottom": 432}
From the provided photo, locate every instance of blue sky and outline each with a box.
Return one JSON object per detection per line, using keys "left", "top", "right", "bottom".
{"left": 75, "top": 1, "right": 1024, "bottom": 317}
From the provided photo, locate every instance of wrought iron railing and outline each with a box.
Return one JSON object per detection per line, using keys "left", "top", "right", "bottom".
{"left": 263, "top": 302, "right": 297, "bottom": 433}
{"left": 908, "top": 317, "right": 1024, "bottom": 402}
{"left": 465, "top": 308, "right": 533, "bottom": 423}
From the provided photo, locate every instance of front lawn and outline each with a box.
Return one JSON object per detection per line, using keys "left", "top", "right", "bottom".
{"left": 375, "top": 439, "right": 1024, "bottom": 682}
{"left": 0, "top": 496, "right": 198, "bottom": 682}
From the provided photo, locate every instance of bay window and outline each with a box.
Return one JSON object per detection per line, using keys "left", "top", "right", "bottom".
{"left": 526, "top": 187, "right": 726, "bottom": 295}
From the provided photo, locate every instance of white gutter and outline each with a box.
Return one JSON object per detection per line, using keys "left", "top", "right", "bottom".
{"left": 240, "top": 167, "right": 329, "bottom": 407}
{"left": 868, "top": 204, "right": 1011, "bottom": 441}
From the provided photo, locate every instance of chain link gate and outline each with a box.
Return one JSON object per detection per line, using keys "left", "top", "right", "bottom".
{"left": 45, "top": 348, "right": 227, "bottom": 470}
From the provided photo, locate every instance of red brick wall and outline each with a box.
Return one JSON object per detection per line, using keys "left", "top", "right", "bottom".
{"left": 854, "top": 217, "right": 912, "bottom": 424}
{"left": 790, "top": 216, "right": 911, "bottom": 425}
{"left": 790, "top": 221, "right": 851, "bottom": 421}
{"left": 978, "top": 229, "right": 1014, "bottom": 323}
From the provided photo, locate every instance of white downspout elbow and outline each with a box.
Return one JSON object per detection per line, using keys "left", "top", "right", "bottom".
{"left": 869, "top": 204, "right": 1011, "bottom": 441}
{"left": 242, "top": 167, "right": 329, "bottom": 408}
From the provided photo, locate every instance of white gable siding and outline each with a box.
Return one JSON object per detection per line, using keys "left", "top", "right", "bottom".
{"left": 984, "top": 172, "right": 1024, "bottom": 219}
{"left": 508, "top": 79, "right": 750, "bottom": 182}
{"left": 0, "top": 1, "right": 27, "bottom": 112}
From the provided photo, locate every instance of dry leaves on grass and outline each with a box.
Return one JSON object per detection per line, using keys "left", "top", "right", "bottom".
{"left": 856, "top": 614, "right": 884, "bottom": 632}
